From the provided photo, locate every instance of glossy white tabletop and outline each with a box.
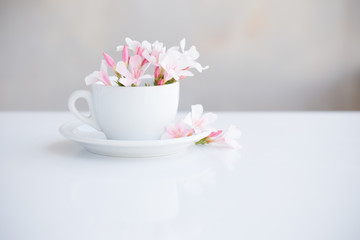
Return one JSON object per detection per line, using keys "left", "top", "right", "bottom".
{"left": 1, "top": 112, "right": 360, "bottom": 240}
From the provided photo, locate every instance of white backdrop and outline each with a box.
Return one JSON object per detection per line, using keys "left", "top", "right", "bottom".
{"left": 0, "top": 0, "right": 360, "bottom": 111}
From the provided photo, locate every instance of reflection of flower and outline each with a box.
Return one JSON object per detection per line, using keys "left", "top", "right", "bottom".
{"left": 183, "top": 104, "right": 217, "bottom": 134}
{"left": 84, "top": 60, "right": 112, "bottom": 86}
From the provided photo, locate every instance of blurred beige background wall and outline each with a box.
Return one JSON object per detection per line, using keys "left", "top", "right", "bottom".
{"left": 0, "top": 0, "right": 360, "bottom": 111}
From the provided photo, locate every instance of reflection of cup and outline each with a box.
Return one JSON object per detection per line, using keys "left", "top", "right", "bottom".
{"left": 68, "top": 83, "right": 179, "bottom": 140}
{"left": 117, "top": 181, "right": 179, "bottom": 223}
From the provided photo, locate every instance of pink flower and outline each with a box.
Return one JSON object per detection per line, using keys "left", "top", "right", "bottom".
{"left": 183, "top": 104, "right": 217, "bottom": 134}
{"left": 209, "top": 130, "right": 223, "bottom": 138}
{"left": 115, "top": 55, "right": 151, "bottom": 86}
{"left": 196, "top": 126, "right": 241, "bottom": 149}
{"left": 161, "top": 121, "right": 194, "bottom": 139}
{"left": 84, "top": 60, "right": 111, "bottom": 86}
{"left": 143, "top": 41, "right": 166, "bottom": 66}
{"left": 179, "top": 38, "right": 209, "bottom": 73}
{"left": 159, "top": 49, "right": 194, "bottom": 81}
{"left": 212, "top": 125, "right": 242, "bottom": 149}
{"left": 116, "top": 38, "right": 151, "bottom": 59}
{"left": 103, "top": 52, "right": 116, "bottom": 69}
{"left": 158, "top": 79, "right": 165, "bottom": 85}
{"left": 122, "top": 45, "right": 129, "bottom": 65}
{"left": 154, "top": 66, "right": 161, "bottom": 79}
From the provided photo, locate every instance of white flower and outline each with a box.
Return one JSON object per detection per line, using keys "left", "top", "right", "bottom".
{"left": 143, "top": 40, "right": 166, "bottom": 66}
{"left": 161, "top": 121, "right": 194, "bottom": 139}
{"left": 159, "top": 48, "right": 194, "bottom": 81}
{"left": 115, "top": 55, "right": 151, "bottom": 86}
{"left": 179, "top": 38, "right": 209, "bottom": 72}
{"left": 183, "top": 104, "right": 217, "bottom": 134}
{"left": 85, "top": 60, "right": 111, "bottom": 86}
{"left": 116, "top": 38, "right": 151, "bottom": 56}
{"left": 214, "top": 125, "right": 242, "bottom": 149}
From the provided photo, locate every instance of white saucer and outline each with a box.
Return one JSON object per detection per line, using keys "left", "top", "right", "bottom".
{"left": 59, "top": 120, "right": 210, "bottom": 157}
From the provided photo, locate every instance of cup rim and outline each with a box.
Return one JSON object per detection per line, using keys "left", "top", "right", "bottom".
{"left": 92, "top": 81, "right": 179, "bottom": 89}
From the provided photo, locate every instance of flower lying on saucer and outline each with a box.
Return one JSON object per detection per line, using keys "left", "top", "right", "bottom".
{"left": 161, "top": 121, "right": 194, "bottom": 139}
{"left": 161, "top": 104, "right": 242, "bottom": 150}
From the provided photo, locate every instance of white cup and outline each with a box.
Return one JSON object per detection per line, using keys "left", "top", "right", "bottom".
{"left": 68, "top": 82, "right": 179, "bottom": 140}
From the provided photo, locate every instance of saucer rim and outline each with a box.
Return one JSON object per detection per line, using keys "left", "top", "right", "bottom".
{"left": 59, "top": 120, "right": 210, "bottom": 147}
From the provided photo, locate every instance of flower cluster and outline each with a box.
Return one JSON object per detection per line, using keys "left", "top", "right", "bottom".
{"left": 161, "top": 104, "right": 242, "bottom": 149}
{"left": 85, "top": 38, "right": 208, "bottom": 87}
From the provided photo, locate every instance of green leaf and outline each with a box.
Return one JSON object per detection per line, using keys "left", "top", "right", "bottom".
{"left": 115, "top": 72, "right": 122, "bottom": 79}
{"left": 195, "top": 137, "right": 208, "bottom": 145}
{"left": 165, "top": 79, "right": 177, "bottom": 85}
{"left": 114, "top": 79, "right": 125, "bottom": 87}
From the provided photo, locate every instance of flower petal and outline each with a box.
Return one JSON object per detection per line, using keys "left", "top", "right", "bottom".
{"left": 122, "top": 45, "right": 129, "bottom": 64}
{"left": 183, "top": 112, "right": 193, "bottom": 128}
{"left": 100, "top": 60, "right": 108, "bottom": 74}
{"left": 85, "top": 71, "right": 100, "bottom": 85}
{"left": 108, "top": 76, "right": 118, "bottom": 86}
{"left": 202, "top": 112, "right": 217, "bottom": 126}
{"left": 125, "top": 37, "right": 140, "bottom": 51}
{"left": 119, "top": 77, "right": 135, "bottom": 87}
{"left": 209, "top": 130, "right": 222, "bottom": 138}
{"left": 180, "top": 38, "right": 186, "bottom": 52}
{"left": 103, "top": 52, "right": 116, "bottom": 69}
{"left": 129, "top": 55, "right": 142, "bottom": 73}
{"left": 193, "top": 62, "right": 209, "bottom": 72}
{"left": 142, "top": 40, "right": 152, "bottom": 52}
{"left": 167, "top": 69, "right": 180, "bottom": 80}
{"left": 188, "top": 46, "right": 199, "bottom": 59}
{"left": 100, "top": 70, "right": 111, "bottom": 86}
{"left": 179, "top": 70, "right": 194, "bottom": 77}
{"left": 116, "top": 45, "right": 124, "bottom": 52}
{"left": 115, "top": 61, "right": 132, "bottom": 79}
{"left": 139, "top": 74, "right": 152, "bottom": 79}
{"left": 191, "top": 104, "right": 204, "bottom": 121}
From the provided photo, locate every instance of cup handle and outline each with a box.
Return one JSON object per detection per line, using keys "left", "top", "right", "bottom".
{"left": 68, "top": 90, "right": 101, "bottom": 131}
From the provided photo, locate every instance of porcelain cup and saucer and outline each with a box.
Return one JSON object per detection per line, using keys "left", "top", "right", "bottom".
{"left": 60, "top": 82, "right": 209, "bottom": 157}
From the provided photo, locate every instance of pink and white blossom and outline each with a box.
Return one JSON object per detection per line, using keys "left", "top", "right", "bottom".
{"left": 183, "top": 104, "right": 217, "bottom": 134}
{"left": 154, "top": 66, "right": 161, "bottom": 79}
{"left": 159, "top": 49, "right": 194, "bottom": 81}
{"left": 115, "top": 55, "right": 151, "bottom": 86}
{"left": 103, "top": 52, "right": 116, "bottom": 69}
{"left": 158, "top": 79, "right": 165, "bottom": 85}
{"left": 85, "top": 60, "right": 112, "bottom": 86}
{"left": 143, "top": 41, "right": 166, "bottom": 66}
{"left": 116, "top": 38, "right": 151, "bottom": 58}
{"left": 179, "top": 38, "right": 209, "bottom": 73}
{"left": 161, "top": 121, "right": 194, "bottom": 139}
{"left": 122, "top": 45, "right": 129, "bottom": 66}
{"left": 212, "top": 125, "right": 242, "bottom": 149}
{"left": 196, "top": 126, "right": 241, "bottom": 149}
